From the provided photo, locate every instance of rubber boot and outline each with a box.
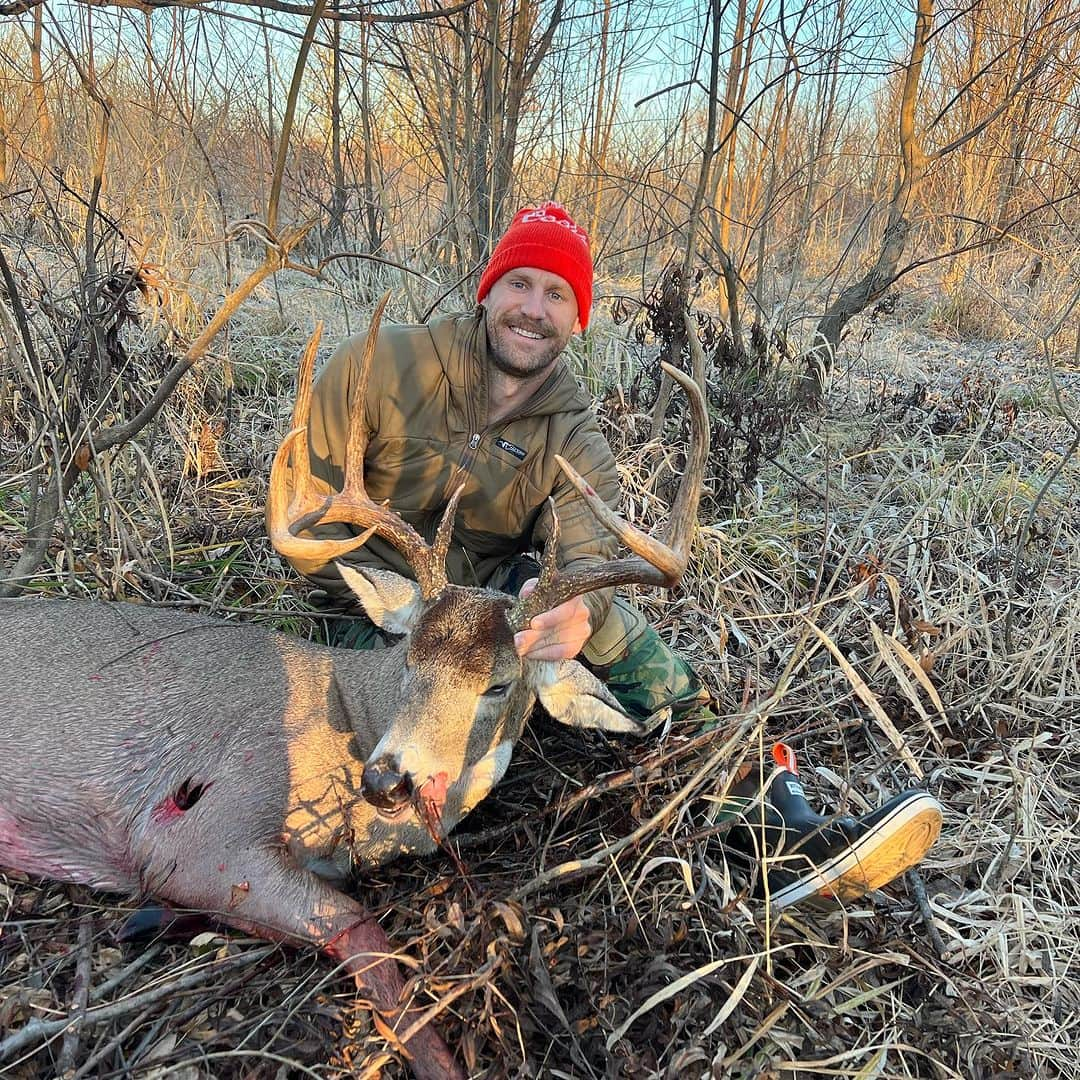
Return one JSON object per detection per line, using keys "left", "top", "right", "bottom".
{"left": 720, "top": 744, "right": 943, "bottom": 908}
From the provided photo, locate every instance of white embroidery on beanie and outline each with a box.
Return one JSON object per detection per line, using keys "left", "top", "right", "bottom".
{"left": 519, "top": 205, "right": 587, "bottom": 243}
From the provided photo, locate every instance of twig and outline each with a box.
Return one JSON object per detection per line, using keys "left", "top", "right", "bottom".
{"left": 764, "top": 453, "right": 829, "bottom": 500}
{"left": 454, "top": 716, "right": 751, "bottom": 854}
{"left": 395, "top": 956, "right": 501, "bottom": 1048}
{"left": 87, "top": 945, "right": 163, "bottom": 1003}
{"left": 70, "top": 1006, "right": 157, "bottom": 1080}
{"left": 905, "top": 868, "right": 946, "bottom": 959}
{"left": 56, "top": 916, "right": 94, "bottom": 1075}
{"left": 511, "top": 710, "right": 762, "bottom": 901}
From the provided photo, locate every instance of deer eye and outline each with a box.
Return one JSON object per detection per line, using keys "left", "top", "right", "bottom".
{"left": 483, "top": 682, "right": 511, "bottom": 699}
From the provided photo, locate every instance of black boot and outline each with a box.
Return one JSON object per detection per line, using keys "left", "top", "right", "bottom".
{"left": 117, "top": 903, "right": 218, "bottom": 943}
{"left": 722, "top": 744, "right": 942, "bottom": 908}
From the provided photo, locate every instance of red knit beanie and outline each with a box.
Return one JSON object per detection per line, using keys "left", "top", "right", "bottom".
{"left": 476, "top": 203, "right": 594, "bottom": 330}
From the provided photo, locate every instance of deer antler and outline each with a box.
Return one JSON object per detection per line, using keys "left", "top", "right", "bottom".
{"left": 266, "top": 292, "right": 463, "bottom": 599}
{"left": 507, "top": 314, "right": 709, "bottom": 632}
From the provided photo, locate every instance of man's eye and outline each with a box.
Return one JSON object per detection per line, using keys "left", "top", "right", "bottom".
{"left": 483, "top": 683, "right": 511, "bottom": 699}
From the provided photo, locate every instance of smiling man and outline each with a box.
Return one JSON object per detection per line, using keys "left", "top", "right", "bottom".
{"left": 290, "top": 203, "right": 943, "bottom": 910}
{"left": 299, "top": 203, "right": 637, "bottom": 671}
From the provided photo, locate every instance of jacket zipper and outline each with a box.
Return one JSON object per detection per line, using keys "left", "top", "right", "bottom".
{"left": 456, "top": 367, "right": 565, "bottom": 477}
{"left": 456, "top": 319, "right": 486, "bottom": 477}
{"left": 458, "top": 430, "right": 482, "bottom": 474}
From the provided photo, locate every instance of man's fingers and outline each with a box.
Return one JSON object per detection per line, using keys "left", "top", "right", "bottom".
{"left": 524, "top": 642, "right": 578, "bottom": 662}
{"left": 514, "top": 631, "right": 580, "bottom": 661}
{"left": 514, "top": 620, "right": 590, "bottom": 661}
{"left": 530, "top": 607, "right": 588, "bottom": 631}
{"left": 513, "top": 582, "right": 591, "bottom": 660}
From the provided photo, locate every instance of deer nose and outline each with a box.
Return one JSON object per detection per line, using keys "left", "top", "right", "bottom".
{"left": 361, "top": 756, "right": 413, "bottom": 812}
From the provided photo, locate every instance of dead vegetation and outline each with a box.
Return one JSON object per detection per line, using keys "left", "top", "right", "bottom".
{"left": 2, "top": 275, "right": 1078, "bottom": 1078}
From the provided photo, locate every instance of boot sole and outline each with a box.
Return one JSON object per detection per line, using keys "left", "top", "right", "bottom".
{"left": 766, "top": 792, "right": 943, "bottom": 909}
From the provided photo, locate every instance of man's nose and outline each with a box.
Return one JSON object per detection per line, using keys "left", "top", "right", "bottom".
{"left": 519, "top": 286, "right": 545, "bottom": 320}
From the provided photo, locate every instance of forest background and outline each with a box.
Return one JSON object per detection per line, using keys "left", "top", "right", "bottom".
{"left": 0, "top": 0, "right": 1078, "bottom": 1077}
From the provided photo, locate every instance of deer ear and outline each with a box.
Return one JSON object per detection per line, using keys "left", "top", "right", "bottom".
{"left": 336, "top": 564, "right": 423, "bottom": 634}
{"left": 529, "top": 660, "right": 645, "bottom": 735}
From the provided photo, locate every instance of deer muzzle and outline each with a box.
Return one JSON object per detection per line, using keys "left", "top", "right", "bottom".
{"left": 361, "top": 756, "right": 414, "bottom": 814}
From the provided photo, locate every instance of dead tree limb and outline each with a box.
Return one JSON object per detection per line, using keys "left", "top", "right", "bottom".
{"left": 649, "top": 0, "right": 722, "bottom": 438}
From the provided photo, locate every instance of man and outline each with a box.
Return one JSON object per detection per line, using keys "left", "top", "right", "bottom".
{"left": 292, "top": 202, "right": 942, "bottom": 908}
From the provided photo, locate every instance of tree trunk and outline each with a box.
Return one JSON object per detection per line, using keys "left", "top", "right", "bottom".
{"left": 31, "top": 2, "right": 53, "bottom": 165}
{"left": 801, "top": 0, "right": 933, "bottom": 402}
{"left": 327, "top": 7, "right": 348, "bottom": 251}
{"left": 359, "top": 18, "right": 381, "bottom": 253}
{"left": 650, "top": 0, "right": 722, "bottom": 439}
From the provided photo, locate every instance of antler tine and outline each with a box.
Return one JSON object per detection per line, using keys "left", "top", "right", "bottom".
{"left": 508, "top": 330, "right": 709, "bottom": 632}
{"left": 318, "top": 290, "right": 448, "bottom": 597}
{"left": 533, "top": 500, "right": 560, "bottom": 593}
{"left": 267, "top": 297, "right": 456, "bottom": 597}
{"left": 341, "top": 290, "right": 389, "bottom": 494}
{"left": 429, "top": 483, "right": 465, "bottom": 592}
{"left": 292, "top": 325, "right": 320, "bottom": 433}
{"left": 268, "top": 324, "right": 378, "bottom": 564}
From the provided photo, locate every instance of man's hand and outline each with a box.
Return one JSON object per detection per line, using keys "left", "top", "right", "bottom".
{"left": 513, "top": 578, "right": 591, "bottom": 661}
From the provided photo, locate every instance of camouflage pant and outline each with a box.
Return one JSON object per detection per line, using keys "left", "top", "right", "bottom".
{"left": 329, "top": 555, "right": 708, "bottom": 724}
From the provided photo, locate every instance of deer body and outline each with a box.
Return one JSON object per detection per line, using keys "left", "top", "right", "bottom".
{"left": 0, "top": 579, "right": 632, "bottom": 1080}
{"left": 0, "top": 584, "right": 565, "bottom": 1080}
{"left": 0, "top": 590, "right": 547, "bottom": 892}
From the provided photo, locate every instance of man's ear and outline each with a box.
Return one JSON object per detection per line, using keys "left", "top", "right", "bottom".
{"left": 336, "top": 563, "right": 423, "bottom": 635}
{"left": 528, "top": 659, "right": 644, "bottom": 734}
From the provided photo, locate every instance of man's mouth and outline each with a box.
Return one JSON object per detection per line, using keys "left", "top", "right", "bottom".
{"left": 508, "top": 324, "right": 547, "bottom": 341}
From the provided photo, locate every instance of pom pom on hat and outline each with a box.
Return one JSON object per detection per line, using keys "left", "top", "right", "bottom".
{"left": 477, "top": 203, "right": 594, "bottom": 329}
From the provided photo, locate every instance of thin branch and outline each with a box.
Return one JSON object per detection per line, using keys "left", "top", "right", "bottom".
{"left": 55, "top": 917, "right": 94, "bottom": 1076}
{"left": 268, "top": 0, "right": 327, "bottom": 234}
{"left": 10, "top": 0, "right": 478, "bottom": 22}
{"left": 929, "top": 56, "right": 1050, "bottom": 162}
{"left": 511, "top": 710, "right": 762, "bottom": 902}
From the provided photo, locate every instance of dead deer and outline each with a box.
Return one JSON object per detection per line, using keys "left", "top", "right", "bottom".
{"left": 0, "top": 296, "right": 708, "bottom": 1078}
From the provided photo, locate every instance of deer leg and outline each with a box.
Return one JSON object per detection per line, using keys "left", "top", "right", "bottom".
{"left": 321, "top": 916, "right": 465, "bottom": 1080}
{"left": 148, "top": 845, "right": 463, "bottom": 1080}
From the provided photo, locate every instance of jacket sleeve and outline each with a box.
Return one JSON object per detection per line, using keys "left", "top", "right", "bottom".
{"left": 280, "top": 333, "right": 381, "bottom": 600}
{"left": 532, "top": 418, "right": 622, "bottom": 634}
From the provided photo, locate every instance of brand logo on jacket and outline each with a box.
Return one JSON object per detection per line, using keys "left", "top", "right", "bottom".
{"left": 494, "top": 437, "right": 527, "bottom": 461}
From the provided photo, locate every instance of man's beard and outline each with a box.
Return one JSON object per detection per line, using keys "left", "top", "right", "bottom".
{"left": 485, "top": 309, "right": 567, "bottom": 379}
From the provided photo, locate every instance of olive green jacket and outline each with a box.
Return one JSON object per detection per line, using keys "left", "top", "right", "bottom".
{"left": 288, "top": 308, "right": 620, "bottom": 632}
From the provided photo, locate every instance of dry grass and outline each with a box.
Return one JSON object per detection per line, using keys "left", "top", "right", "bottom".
{"left": 2, "top": 272, "right": 1079, "bottom": 1079}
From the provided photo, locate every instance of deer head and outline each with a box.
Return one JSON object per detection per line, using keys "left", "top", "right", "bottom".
{"left": 266, "top": 295, "right": 709, "bottom": 832}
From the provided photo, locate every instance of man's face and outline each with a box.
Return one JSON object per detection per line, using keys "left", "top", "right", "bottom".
{"left": 482, "top": 267, "right": 582, "bottom": 380}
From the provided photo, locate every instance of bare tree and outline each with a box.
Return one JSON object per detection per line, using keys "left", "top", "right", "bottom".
{"left": 0, "top": 3, "right": 325, "bottom": 593}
